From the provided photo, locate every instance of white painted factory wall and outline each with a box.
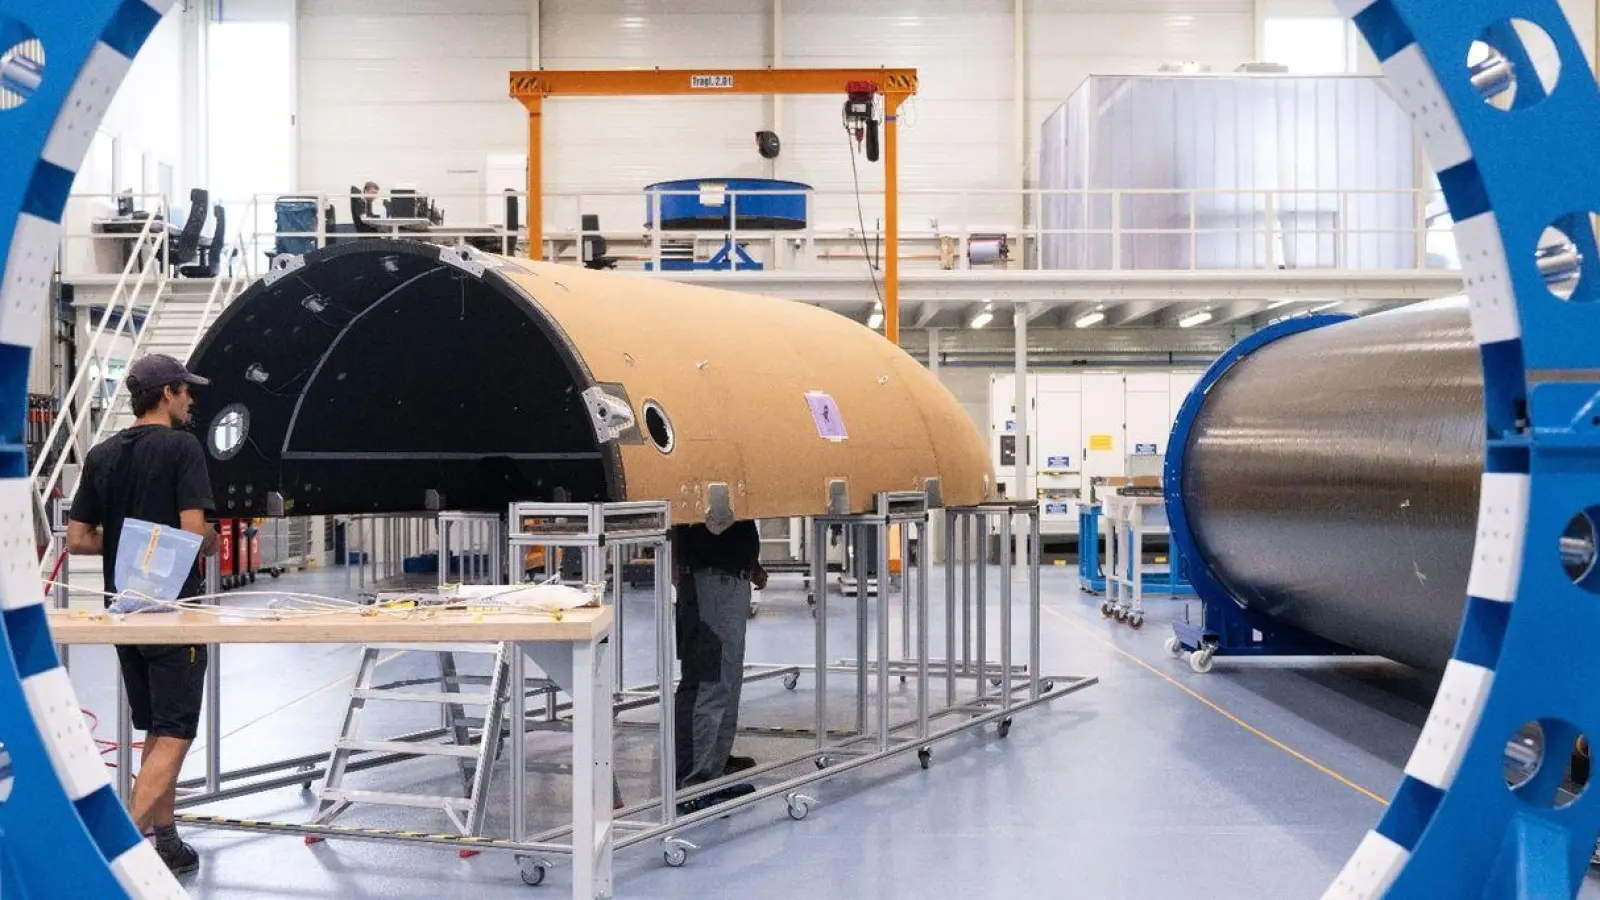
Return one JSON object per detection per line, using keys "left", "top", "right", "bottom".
{"left": 538, "top": 0, "right": 771, "bottom": 235}
{"left": 296, "top": 0, "right": 532, "bottom": 212}
{"left": 291, "top": 0, "right": 1295, "bottom": 233}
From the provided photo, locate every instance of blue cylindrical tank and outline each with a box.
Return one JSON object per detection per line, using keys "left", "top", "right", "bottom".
{"left": 644, "top": 178, "right": 811, "bottom": 230}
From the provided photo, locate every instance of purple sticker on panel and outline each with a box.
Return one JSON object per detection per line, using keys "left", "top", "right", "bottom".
{"left": 805, "top": 391, "right": 847, "bottom": 441}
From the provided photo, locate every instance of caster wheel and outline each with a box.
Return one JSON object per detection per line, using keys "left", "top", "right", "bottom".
{"left": 662, "top": 838, "right": 695, "bottom": 868}
{"left": 917, "top": 748, "right": 932, "bottom": 770}
{"left": 517, "top": 856, "right": 549, "bottom": 886}
{"left": 1129, "top": 614, "right": 1144, "bottom": 630}
{"left": 1163, "top": 636, "right": 1183, "bottom": 658}
{"left": 297, "top": 763, "right": 315, "bottom": 791}
{"left": 1041, "top": 680, "right": 1055, "bottom": 693}
{"left": 998, "top": 717, "right": 1013, "bottom": 739}
{"left": 1114, "top": 607, "right": 1128, "bottom": 622}
{"left": 1099, "top": 601, "right": 1112, "bottom": 618}
{"left": 783, "top": 673, "right": 800, "bottom": 691}
{"left": 785, "top": 792, "right": 814, "bottom": 821}
{"left": 1190, "top": 649, "right": 1216, "bottom": 675}
{"left": 990, "top": 676, "right": 1002, "bottom": 688}
{"left": 815, "top": 756, "right": 831, "bottom": 770}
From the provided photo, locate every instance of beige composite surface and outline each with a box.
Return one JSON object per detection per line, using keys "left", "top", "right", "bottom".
{"left": 496, "top": 259, "right": 995, "bottom": 525}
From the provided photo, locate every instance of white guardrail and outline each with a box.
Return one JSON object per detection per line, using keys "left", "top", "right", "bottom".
{"left": 54, "top": 187, "right": 1463, "bottom": 282}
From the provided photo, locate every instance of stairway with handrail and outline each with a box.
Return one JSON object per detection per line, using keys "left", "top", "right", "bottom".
{"left": 32, "top": 224, "right": 254, "bottom": 572}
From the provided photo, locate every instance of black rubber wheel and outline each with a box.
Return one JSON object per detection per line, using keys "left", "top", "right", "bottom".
{"left": 519, "top": 864, "right": 546, "bottom": 886}
{"left": 998, "top": 717, "right": 1013, "bottom": 739}
{"left": 917, "top": 748, "right": 932, "bottom": 770}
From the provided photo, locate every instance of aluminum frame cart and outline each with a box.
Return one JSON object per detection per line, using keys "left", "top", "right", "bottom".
{"left": 566, "top": 492, "right": 1100, "bottom": 870}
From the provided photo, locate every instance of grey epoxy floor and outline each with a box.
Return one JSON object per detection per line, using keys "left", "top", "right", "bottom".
{"left": 62, "top": 563, "right": 1488, "bottom": 898}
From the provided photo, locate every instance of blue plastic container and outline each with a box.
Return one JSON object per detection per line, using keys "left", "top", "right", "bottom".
{"left": 644, "top": 178, "right": 811, "bottom": 231}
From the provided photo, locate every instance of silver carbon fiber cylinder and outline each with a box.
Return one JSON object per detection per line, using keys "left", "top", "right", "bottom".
{"left": 1181, "top": 299, "right": 1481, "bottom": 671}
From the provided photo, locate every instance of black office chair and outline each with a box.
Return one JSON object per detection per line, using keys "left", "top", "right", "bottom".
{"left": 167, "top": 188, "right": 209, "bottom": 270}
{"left": 179, "top": 204, "right": 226, "bottom": 278}
{"left": 581, "top": 214, "right": 616, "bottom": 270}
{"left": 502, "top": 192, "right": 520, "bottom": 255}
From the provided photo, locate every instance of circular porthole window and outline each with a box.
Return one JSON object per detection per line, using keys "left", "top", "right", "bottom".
{"left": 208, "top": 404, "right": 250, "bottom": 460}
{"left": 643, "top": 400, "right": 674, "bottom": 454}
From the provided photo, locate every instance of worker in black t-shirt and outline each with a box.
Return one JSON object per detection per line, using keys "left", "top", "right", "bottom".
{"left": 67, "top": 353, "right": 219, "bottom": 877}
{"left": 670, "top": 519, "right": 766, "bottom": 812}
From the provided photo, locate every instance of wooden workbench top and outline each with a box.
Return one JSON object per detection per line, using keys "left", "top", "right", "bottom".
{"left": 47, "top": 605, "right": 612, "bottom": 646}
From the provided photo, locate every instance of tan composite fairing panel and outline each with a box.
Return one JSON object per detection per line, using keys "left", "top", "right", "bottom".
{"left": 499, "top": 261, "right": 994, "bottom": 525}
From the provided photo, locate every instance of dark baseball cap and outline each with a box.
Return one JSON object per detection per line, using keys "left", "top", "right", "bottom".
{"left": 125, "top": 354, "right": 209, "bottom": 392}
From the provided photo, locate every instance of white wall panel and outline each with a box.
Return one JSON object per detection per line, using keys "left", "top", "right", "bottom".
{"left": 782, "top": 0, "right": 1015, "bottom": 231}
{"left": 540, "top": 0, "right": 770, "bottom": 234}
{"left": 297, "top": 1, "right": 531, "bottom": 218}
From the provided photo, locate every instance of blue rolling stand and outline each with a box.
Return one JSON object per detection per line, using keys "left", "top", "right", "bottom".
{"left": 1161, "top": 314, "right": 1364, "bottom": 673}
{"left": 1077, "top": 503, "right": 1196, "bottom": 600}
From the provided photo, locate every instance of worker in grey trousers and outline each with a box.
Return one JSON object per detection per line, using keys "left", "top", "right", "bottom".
{"left": 671, "top": 519, "right": 766, "bottom": 811}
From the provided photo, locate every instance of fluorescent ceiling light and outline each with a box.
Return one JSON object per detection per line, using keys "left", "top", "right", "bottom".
{"left": 1074, "top": 310, "right": 1106, "bottom": 329}
{"left": 969, "top": 304, "right": 994, "bottom": 329}
{"left": 1178, "top": 309, "right": 1213, "bottom": 328}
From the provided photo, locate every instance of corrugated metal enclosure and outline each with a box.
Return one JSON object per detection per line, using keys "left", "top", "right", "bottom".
{"left": 1038, "top": 74, "right": 1418, "bottom": 271}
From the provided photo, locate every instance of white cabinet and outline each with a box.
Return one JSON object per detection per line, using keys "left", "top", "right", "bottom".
{"left": 988, "top": 368, "right": 1204, "bottom": 537}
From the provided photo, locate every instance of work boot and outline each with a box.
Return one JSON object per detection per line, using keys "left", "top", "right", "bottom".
{"left": 676, "top": 782, "right": 756, "bottom": 816}
{"left": 155, "top": 839, "right": 200, "bottom": 876}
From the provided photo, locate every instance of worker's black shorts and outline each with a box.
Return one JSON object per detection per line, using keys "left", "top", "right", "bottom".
{"left": 116, "top": 644, "right": 208, "bottom": 741}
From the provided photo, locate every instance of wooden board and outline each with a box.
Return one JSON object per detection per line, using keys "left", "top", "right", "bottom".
{"left": 47, "top": 606, "right": 612, "bottom": 646}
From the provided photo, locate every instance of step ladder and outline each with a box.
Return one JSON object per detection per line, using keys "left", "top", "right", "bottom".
{"left": 312, "top": 643, "right": 514, "bottom": 835}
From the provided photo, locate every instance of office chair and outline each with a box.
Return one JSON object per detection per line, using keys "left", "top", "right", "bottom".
{"left": 503, "top": 192, "right": 520, "bottom": 255}
{"left": 272, "top": 195, "right": 319, "bottom": 256}
{"left": 179, "top": 204, "right": 226, "bottom": 278}
{"left": 581, "top": 214, "right": 616, "bottom": 270}
{"left": 167, "top": 188, "right": 209, "bottom": 270}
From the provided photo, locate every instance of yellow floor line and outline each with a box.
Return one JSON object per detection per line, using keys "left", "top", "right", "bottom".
{"left": 1041, "top": 604, "right": 1390, "bottom": 806}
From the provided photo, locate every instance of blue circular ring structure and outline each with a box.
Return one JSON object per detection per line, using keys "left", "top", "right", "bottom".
{"left": 1328, "top": 0, "right": 1600, "bottom": 896}
{"left": 1161, "top": 312, "right": 1354, "bottom": 615}
{"left": 5, "top": 1, "right": 1600, "bottom": 899}
{"left": 0, "top": 1, "right": 186, "bottom": 897}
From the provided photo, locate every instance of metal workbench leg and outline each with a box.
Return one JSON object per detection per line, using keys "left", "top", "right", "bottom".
{"left": 813, "top": 518, "right": 828, "bottom": 754}
{"left": 999, "top": 512, "right": 1013, "bottom": 711}
{"left": 900, "top": 523, "right": 911, "bottom": 663}
{"left": 917, "top": 518, "right": 930, "bottom": 739}
{"left": 854, "top": 525, "right": 869, "bottom": 735}
{"left": 510, "top": 643, "right": 528, "bottom": 842}
{"left": 944, "top": 510, "right": 957, "bottom": 709}
{"left": 876, "top": 517, "right": 891, "bottom": 751}
{"left": 976, "top": 514, "right": 987, "bottom": 703}
{"left": 656, "top": 539, "right": 677, "bottom": 826}
{"left": 115, "top": 671, "right": 133, "bottom": 802}
{"left": 570, "top": 632, "right": 615, "bottom": 899}
{"left": 205, "top": 552, "right": 222, "bottom": 794}
{"left": 960, "top": 514, "right": 971, "bottom": 681}
{"left": 607, "top": 543, "right": 623, "bottom": 696}
{"left": 1029, "top": 508, "right": 1042, "bottom": 702}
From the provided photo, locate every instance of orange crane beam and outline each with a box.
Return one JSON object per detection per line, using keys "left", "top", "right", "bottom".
{"left": 508, "top": 67, "right": 917, "bottom": 344}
